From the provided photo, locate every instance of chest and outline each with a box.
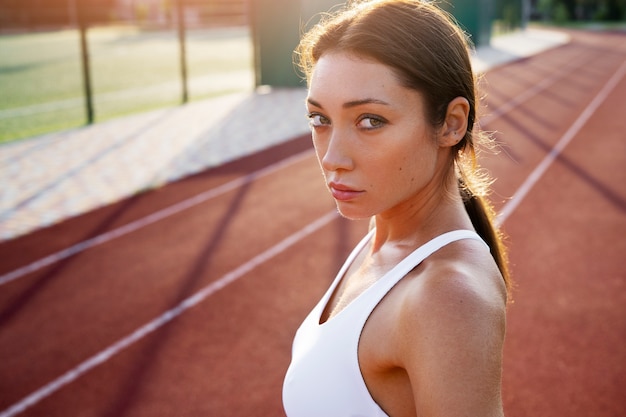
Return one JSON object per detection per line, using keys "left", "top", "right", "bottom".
{"left": 319, "top": 247, "right": 408, "bottom": 324}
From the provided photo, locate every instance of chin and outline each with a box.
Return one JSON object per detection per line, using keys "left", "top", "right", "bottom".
{"left": 336, "top": 205, "right": 373, "bottom": 221}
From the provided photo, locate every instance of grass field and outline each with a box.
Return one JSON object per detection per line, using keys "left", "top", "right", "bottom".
{"left": 0, "top": 26, "right": 254, "bottom": 143}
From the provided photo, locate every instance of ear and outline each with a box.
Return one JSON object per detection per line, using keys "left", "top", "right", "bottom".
{"left": 438, "top": 96, "right": 470, "bottom": 147}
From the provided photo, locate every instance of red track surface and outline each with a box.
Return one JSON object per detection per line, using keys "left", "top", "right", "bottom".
{"left": 1, "top": 29, "right": 625, "bottom": 417}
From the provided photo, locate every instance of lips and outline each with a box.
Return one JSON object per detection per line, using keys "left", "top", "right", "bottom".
{"left": 328, "top": 182, "right": 363, "bottom": 201}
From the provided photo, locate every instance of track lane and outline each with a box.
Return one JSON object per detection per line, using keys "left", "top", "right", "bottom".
{"left": 480, "top": 35, "right": 626, "bottom": 214}
{"left": 501, "top": 59, "right": 626, "bottom": 417}
{"left": 497, "top": 59, "right": 626, "bottom": 224}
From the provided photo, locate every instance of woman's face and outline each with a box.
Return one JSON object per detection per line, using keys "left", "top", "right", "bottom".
{"left": 307, "top": 52, "right": 448, "bottom": 220}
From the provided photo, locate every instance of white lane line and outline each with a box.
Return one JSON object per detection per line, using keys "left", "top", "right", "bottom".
{"left": 0, "top": 149, "right": 315, "bottom": 287}
{"left": 496, "top": 60, "right": 626, "bottom": 226}
{"left": 0, "top": 210, "right": 339, "bottom": 417}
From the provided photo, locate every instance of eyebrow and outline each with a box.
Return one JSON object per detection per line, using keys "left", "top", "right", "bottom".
{"left": 307, "top": 97, "right": 391, "bottom": 109}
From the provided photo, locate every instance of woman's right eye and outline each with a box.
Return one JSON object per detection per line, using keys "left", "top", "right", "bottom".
{"left": 307, "top": 113, "right": 330, "bottom": 128}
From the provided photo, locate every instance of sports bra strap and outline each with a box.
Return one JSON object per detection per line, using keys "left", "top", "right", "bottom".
{"left": 383, "top": 230, "right": 487, "bottom": 282}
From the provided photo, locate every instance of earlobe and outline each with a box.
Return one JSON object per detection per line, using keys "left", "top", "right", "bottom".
{"left": 439, "top": 97, "right": 470, "bottom": 147}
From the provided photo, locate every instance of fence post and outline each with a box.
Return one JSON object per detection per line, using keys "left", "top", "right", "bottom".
{"left": 76, "top": 0, "right": 94, "bottom": 124}
{"left": 521, "top": 0, "right": 531, "bottom": 29}
{"left": 250, "top": 0, "right": 302, "bottom": 88}
{"left": 176, "top": 0, "right": 189, "bottom": 104}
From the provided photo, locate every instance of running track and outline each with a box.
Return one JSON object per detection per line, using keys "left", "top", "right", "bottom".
{"left": 1, "top": 29, "right": 625, "bottom": 417}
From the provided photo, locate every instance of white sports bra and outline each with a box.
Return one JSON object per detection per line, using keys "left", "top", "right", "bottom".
{"left": 282, "top": 229, "right": 487, "bottom": 417}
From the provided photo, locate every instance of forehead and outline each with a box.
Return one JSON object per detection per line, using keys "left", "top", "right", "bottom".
{"left": 309, "top": 53, "right": 397, "bottom": 98}
{"left": 308, "top": 52, "right": 421, "bottom": 109}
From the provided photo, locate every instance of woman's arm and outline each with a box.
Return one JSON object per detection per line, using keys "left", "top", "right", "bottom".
{"left": 398, "top": 268, "right": 507, "bottom": 417}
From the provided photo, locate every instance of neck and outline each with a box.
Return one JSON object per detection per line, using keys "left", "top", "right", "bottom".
{"left": 370, "top": 173, "right": 473, "bottom": 253}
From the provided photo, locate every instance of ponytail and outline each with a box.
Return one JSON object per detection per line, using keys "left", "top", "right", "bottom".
{"left": 459, "top": 179, "right": 511, "bottom": 292}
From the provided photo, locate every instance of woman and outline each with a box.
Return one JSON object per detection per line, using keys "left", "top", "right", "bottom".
{"left": 283, "top": 1, "right": 511, "bottom": 416}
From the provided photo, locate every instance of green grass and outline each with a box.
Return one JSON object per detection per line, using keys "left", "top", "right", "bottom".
{"left": 0, "top": 26, "right": 254, "bottom": 143}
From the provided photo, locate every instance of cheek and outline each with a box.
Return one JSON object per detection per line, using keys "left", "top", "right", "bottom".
{"left": 363, "top": 154, "right": 411, "bottom": 194}
{"left": 395, "top": 159, "right": 418, "bottom": 188}
{"left": 389, "top": 148, "right": 435, "bottom": 189}
{"left": 312, "top": 136, "right": 327, "bottom": 166}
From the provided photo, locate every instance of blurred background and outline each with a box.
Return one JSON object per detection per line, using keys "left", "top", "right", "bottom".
{"left": 0, "top": 0, "right": 624, "bottom": 144}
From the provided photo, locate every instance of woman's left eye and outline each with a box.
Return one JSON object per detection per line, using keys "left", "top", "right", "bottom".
{"left": 357, "top": 116, "right": 387, "bottom": 130}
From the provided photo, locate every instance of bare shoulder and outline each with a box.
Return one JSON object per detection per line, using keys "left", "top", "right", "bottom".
{"left": 402, "top": 238, "right": 507, "bottom": 324}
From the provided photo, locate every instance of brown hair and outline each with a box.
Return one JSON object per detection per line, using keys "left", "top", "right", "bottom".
{"left": 295, "top": 0, "right": 510, "bottom": 289}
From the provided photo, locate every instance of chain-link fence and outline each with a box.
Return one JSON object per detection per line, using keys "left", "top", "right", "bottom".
{"left": 0, "top": 0, "right": 254, "bottom": 143}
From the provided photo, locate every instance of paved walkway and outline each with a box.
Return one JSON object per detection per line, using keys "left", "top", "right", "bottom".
{"left": 0, "top": 28, "right": 570, "bottom": 242}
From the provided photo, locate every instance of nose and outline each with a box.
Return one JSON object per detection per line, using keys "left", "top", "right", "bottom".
{"left": 318, "top": 129, "right": 354, "bottom": 172}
